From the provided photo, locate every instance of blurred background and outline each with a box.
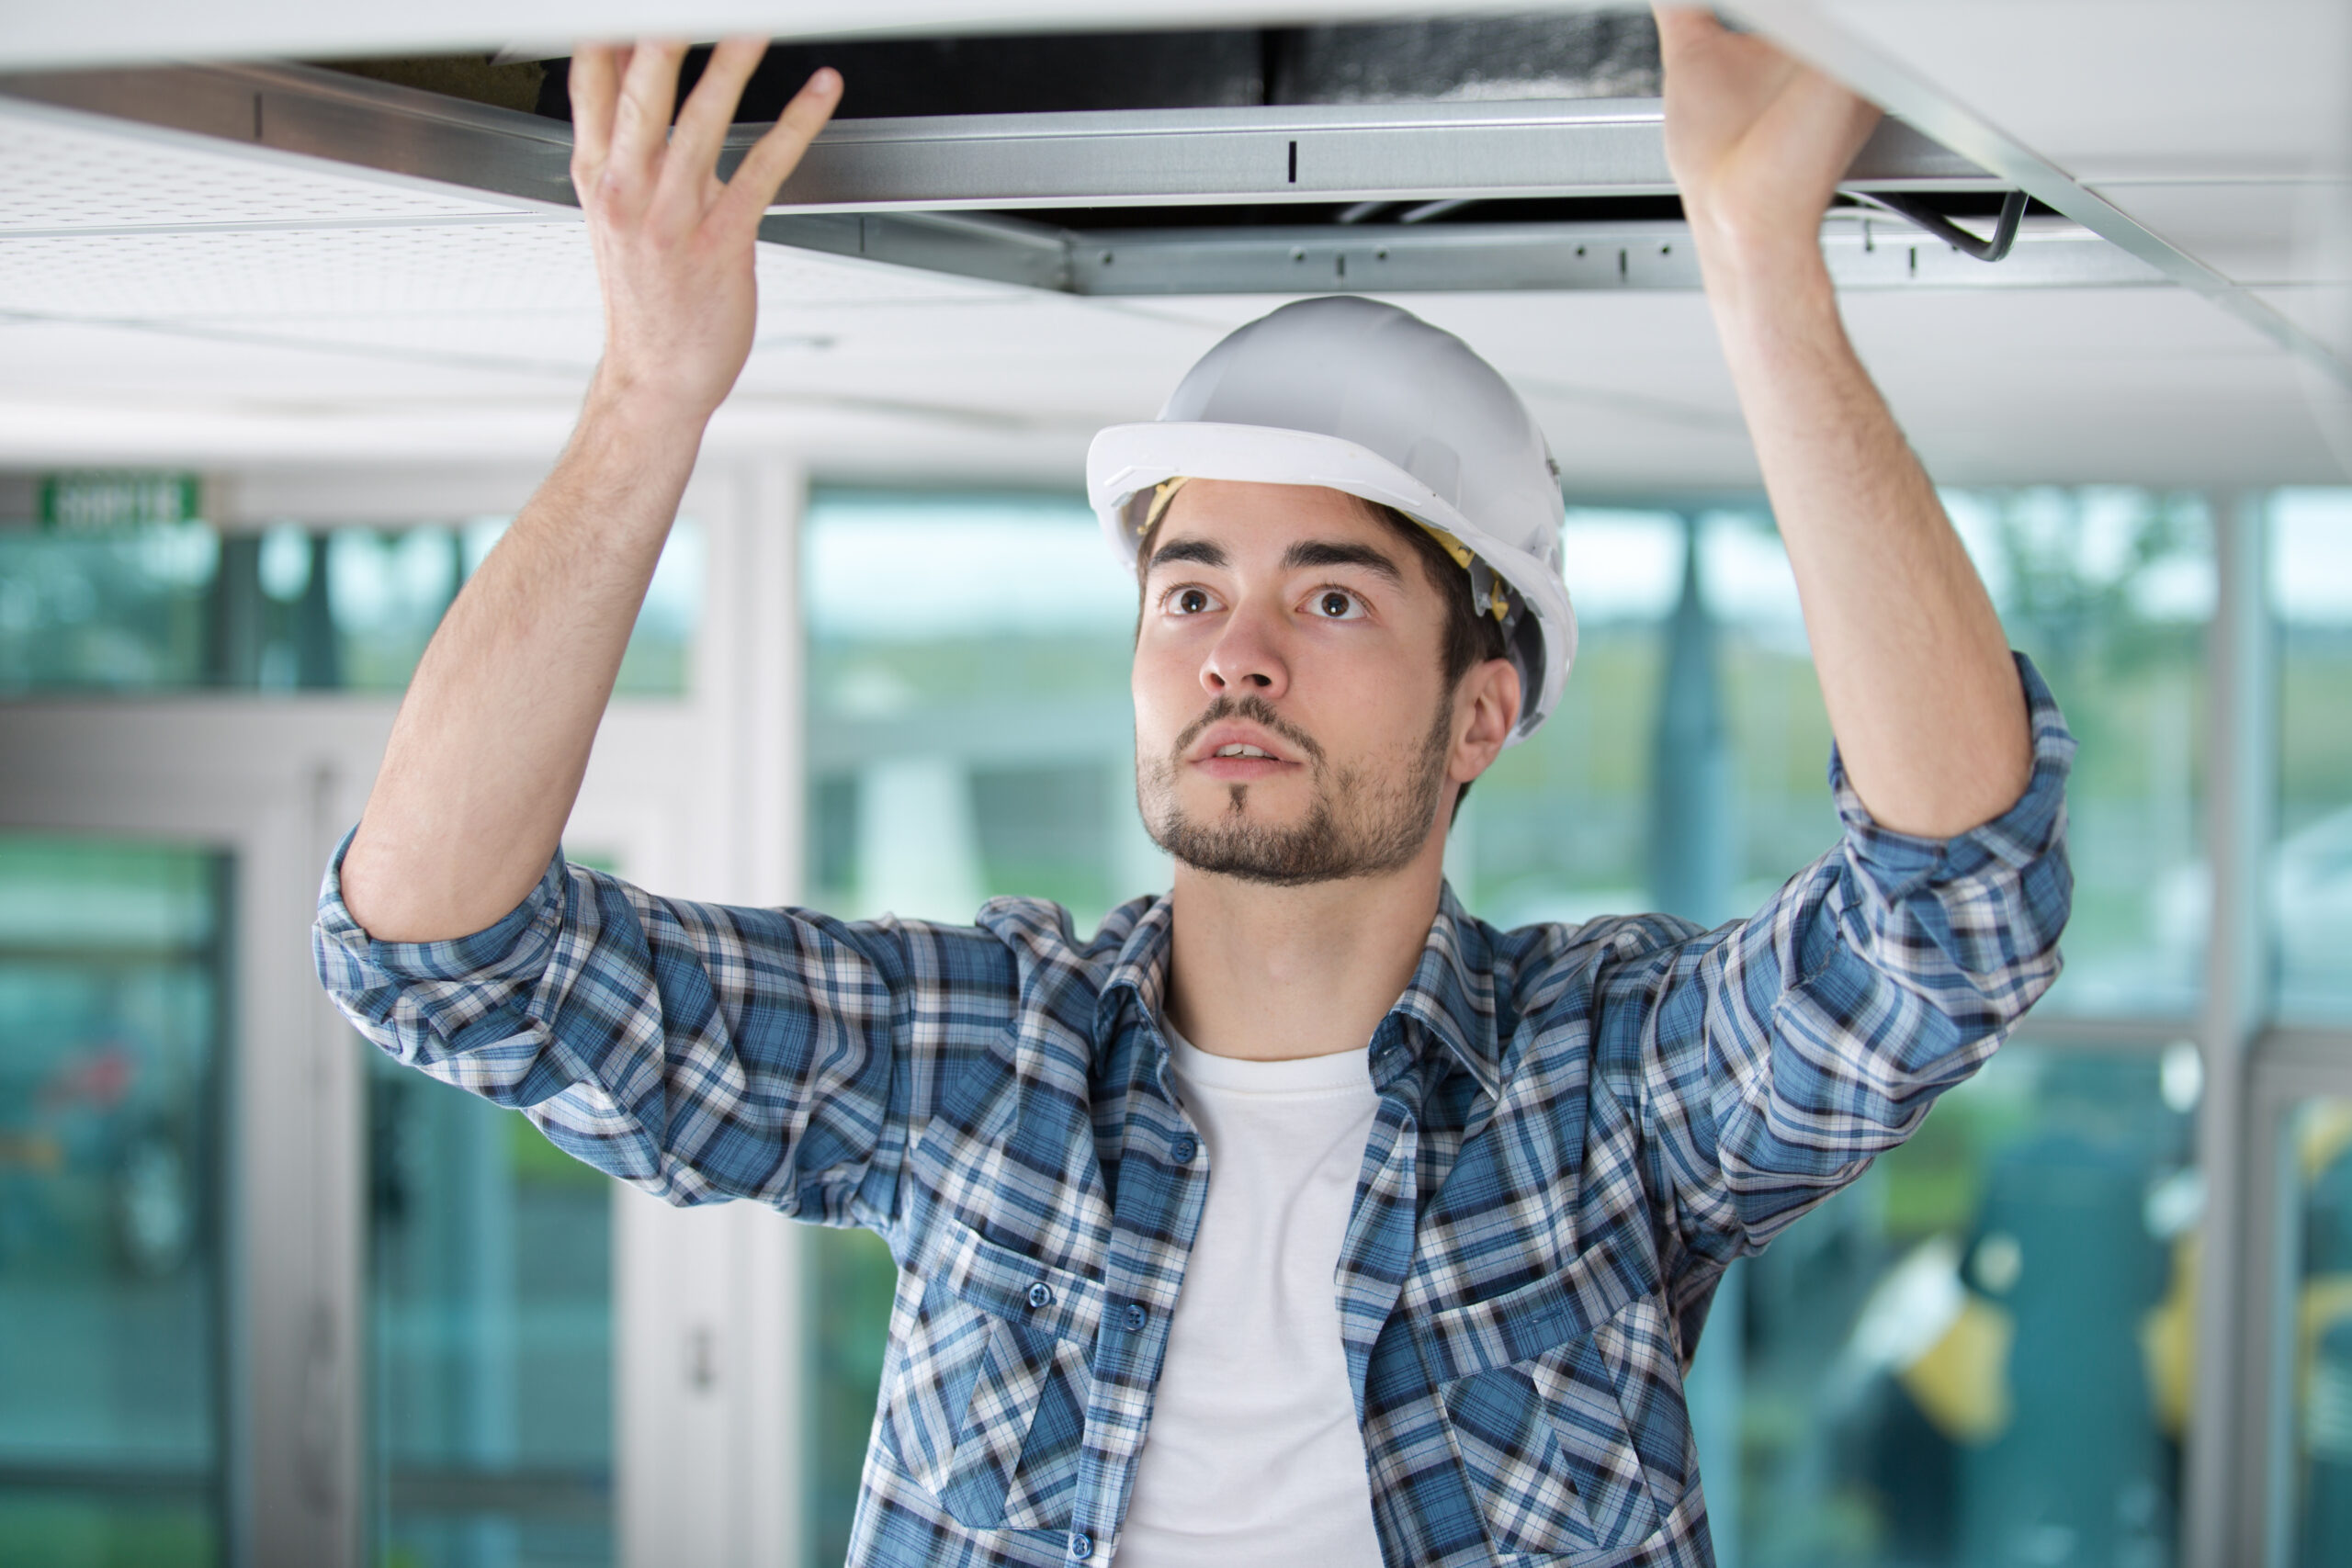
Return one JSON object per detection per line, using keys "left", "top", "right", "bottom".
{"left": 1, "top": 4, "right": 2349, "bottom": 1568}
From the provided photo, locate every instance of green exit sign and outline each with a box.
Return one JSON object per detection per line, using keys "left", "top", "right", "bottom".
{"left": 39, "top": 471, "right": 203, "bottom": 532}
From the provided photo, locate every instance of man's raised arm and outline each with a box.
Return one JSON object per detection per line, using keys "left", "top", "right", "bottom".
{"left": 1653, "top": 6, "right": 2031, "bottom": 836}
{"left": 342, "top": 40, "right": 840, "bottom": 942}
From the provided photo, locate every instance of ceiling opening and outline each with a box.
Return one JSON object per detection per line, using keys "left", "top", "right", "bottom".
{"left": 320, "top": 11, "right": 1666, "bottom": 122}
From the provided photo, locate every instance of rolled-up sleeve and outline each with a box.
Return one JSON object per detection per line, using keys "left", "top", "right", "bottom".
{"left": 312, "top": 837, "right": 1012, "bottom": 1226}
{"left": 1595, "top": 652, "right": 2075, "bottom": 1293}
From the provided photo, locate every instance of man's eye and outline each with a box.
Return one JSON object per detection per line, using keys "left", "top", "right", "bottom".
{"left": 1313, "top": 589, "right": 1365, "bottom": 620}
{"left": 1169, "top": 586, "right": 1219, "bottom": 615}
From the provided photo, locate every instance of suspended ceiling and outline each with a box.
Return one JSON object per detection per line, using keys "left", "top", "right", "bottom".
{"left": 0, "top": 2, "right": 2344, "bottom": 491}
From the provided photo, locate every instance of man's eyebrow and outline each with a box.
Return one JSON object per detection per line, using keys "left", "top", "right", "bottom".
{"left": 1283, "top": 539, "right": 1406, "bottom": 585}
{"left": 1147, "top": 536, "right": 1227, "bottom": 572}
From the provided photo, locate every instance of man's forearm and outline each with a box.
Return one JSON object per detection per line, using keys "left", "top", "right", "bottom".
{"left": 340, "top": 385, "right": 704, "bottom": 942}
{"left": 1695, "top": 233, "right": 2031, "bottom": 837}
{"left": 1649, "top": 6, "right": 2031, "bottom": 837}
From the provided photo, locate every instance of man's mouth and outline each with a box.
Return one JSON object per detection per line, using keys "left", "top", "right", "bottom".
{"left": 1169, "top": 695, "right": 1323, "bottom": 779}
{"left": 1191, "top": 728, "right": 1295, "bottom": 780}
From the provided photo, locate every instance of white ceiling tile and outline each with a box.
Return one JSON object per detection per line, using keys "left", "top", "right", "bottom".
{"left": 187, "top": 310, "right": 605, "bottom": 372}
{"left": 0, "top": 222, "right": 1010, "bottom": 316}
{"left": 1839, "top": 286, "right": 2342, "bottom": 483}
{"left": 0, "top": 222, "right": 594, "bottom": 317}
{"left": 1801, "top": 0, "right": 2352, "bottom": 180}
{"left": 2086, "top": 180, "right": 2350, "bottom": 286}
{"left": 0, "top": 104, "right": 533, "bottom": 231}
{"left": 753, "top": 242, "right": 1018, "bottom": 306}
{"left": 2254, "top": 284, "right": 2352, "bottom": 357}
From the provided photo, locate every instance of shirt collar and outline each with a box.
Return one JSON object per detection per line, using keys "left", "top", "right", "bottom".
{"left": 1093, "top": 881, "right": 1503, "bottom": 1103}
{"left": 1392, "top": 882, "right": 1504, "bottom": 1101}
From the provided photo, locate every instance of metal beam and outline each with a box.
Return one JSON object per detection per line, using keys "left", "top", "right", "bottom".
{"left": 0, "top": 56, "right": 2167, "bottom": 301}
{"left": 1058, "top": 215, "right": 2161, "bottom": 294}
{"left": 765, "top": 209, "right": 2159, "bottom": 295}
{"left": 0, "top": 59, "right": 1993, "bottom": 220}
{"left": 741, "top": 96, "right": 1991, "bottom": 212}
{"left": 762, "top": 208, "right": 2154, "bottom": 293}
{"left": 2190, "top": 491, "right": 2278, "bottom": 1568}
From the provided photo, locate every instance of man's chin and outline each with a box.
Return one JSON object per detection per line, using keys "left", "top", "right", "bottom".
{"left": 1177, "top": 779, "right": 1311, "bottom": 825}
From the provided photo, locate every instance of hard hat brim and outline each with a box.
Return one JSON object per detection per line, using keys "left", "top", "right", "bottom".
{"left": 1088, "top": 421, "right": 1576, "bottom": 742}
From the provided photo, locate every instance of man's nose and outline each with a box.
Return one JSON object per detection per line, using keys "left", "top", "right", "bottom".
{"left": 1201, "top": 602, "right": 1288, "bottom": 700}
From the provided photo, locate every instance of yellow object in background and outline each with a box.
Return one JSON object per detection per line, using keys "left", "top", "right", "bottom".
{"left": 1900, "top": 1294, "right": 2018, "bottom": 1446}
{"left": 2141, "top": 1232, "right": 2199, "bottom": 1439}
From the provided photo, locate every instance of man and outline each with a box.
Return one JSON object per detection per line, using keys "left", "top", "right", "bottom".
{"left": 315, "top": 11, "right": 2072, "bottom": 1567}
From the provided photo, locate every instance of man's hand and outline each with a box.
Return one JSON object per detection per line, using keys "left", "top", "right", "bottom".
{"left": 1652, "top": 6, "right": 1880, "bottom": 270}
{"left": 341, "top": 41, "right": 841, "bottom": 943}
{"left": 569, "top": 39, "right": 841, "bottom": 423}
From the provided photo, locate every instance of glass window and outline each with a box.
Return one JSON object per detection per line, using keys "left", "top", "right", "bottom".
{"left": 1707, "top": 1043, "right": 2200, "bottom": 1568}
{"left": 367, "top": 1055, "right": 614, "bottom": 1568}
{"left": 367, "top": 853, "right": 621, "bottom": 1568}
{"left": 2272, "top": 490, "right": 2352, "bottom": 1022}
{"left": 1949, "top": 490, "right": 2213, "bottom": 1018}
{"left": 0, "top": 834, "right": 228, "bottom": 1565}
{"left": 802, "top": 490, "right": 1153, "bottom": 932}
{"left": 800, "top": 489, "right": 1150, "bottom": 1564}
{"left": 1463, "top": 491, "right": 2211, "bottom": 1020}
{"left": 2274, "top": 1095, "right": 2352, "bottom": 1567}
{"left": 0, "top": 513, "right": 701, "bottom": 697}
{"left": 1456, "top": 508, "right": 1842, "bottom": 930}
{"left": 1453, "top": 509, "right": 1676, "bottom": 924}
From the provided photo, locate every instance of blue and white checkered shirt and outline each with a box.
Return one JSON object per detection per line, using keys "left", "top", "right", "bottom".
{"left": 316, "top": 658, "right": 2073, "bottom": 1568}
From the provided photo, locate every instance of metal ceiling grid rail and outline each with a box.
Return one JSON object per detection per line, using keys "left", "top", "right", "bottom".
{"left": 731, "top": 94, "right": 1993, "bottom": 209}
{"left": 0, "top": 59, "right": 2153, "bottom": 300}
{"left": 0, "top": 59, "right": 1990, "bottom": 209}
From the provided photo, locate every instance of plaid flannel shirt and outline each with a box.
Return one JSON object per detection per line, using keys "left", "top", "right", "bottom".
{"left": 315, "top": 657, "right": 2073, "bottom": 1568}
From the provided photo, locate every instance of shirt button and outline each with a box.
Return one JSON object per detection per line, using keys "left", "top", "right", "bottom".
{"left": 1124, "top": 1303, "right": 1148, "bottom": 1332}
{"left": 1026, "top": 1281, "right": 1054, "bottom": 1310}
{"left": 1069, "top": 1531, "right": 1094, "bottom": 1560}
{"left": 1171, "top": 1136, "right": 1198, "bottom": 1164}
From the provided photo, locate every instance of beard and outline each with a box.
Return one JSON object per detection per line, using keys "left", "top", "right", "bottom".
{"left": 1137, "top": 690, "right": 1454, "bottom": 886}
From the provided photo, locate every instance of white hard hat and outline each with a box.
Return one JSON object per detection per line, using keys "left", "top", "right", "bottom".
{"left": 1087, "top": 296, "right": 1576, "bottom": 742}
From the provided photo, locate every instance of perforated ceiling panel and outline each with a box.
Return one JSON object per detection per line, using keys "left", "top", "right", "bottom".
{"left": 0, "top": 97, "right": 1016, "bottom": 382}
{"left": 0, "top": 224, "right": 591, "bottom": 316}
{"left": 0, "top": 109, "right": 532, "bottom": 231}
{"left": 0, "top": 220, "right": 998, "bottom": 318}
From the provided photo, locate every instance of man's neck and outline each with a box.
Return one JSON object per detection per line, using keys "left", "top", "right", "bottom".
{"left": 1161, "top": 842, "right": 1446, "bottom": 1063}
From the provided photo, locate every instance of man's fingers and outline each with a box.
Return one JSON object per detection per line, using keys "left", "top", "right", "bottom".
{"left": 569, "top": 43, "right": 621, "bottom": 186}
{"left": 669, "top": 36, "right": 768, "bottom": 181}
{"left": 1649, "top": 4, "right": 1727, "bottom": 61}
{"left": 714, "top": 68, "right": 842, "bottom": 233}
{"left": 610, "top": 39, "right": 687, "bottom": 175}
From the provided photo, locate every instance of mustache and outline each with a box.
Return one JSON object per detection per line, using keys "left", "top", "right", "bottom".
{"left": 1170, "top": 693, "right": 1326, "bottom": 768}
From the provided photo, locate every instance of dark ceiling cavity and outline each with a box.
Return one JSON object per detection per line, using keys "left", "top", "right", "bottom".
{"left": 516, "top": 12, "right": 1665, "bottom": 124}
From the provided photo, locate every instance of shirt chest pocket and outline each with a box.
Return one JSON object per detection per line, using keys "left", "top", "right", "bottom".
{"left": 1422, "top": 1235, "right": 1691, "bottom": 1561}
{"left": 883, "top": 1221, "right": 1102, "bottom": 1532}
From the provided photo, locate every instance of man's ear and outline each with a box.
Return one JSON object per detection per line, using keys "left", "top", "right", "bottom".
{"left": 1450, "top": 657, "right": 1521, "bottom": 784}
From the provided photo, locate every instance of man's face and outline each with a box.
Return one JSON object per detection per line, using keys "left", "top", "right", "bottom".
{"left": 1131, "top": 479, "right": 1476, "bottom": 886}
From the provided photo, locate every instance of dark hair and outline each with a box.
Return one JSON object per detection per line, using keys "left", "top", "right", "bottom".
{"left": 1361, "top": 502, "right": 1510, "bottom": 822}
{"left": 1135, "top": 495, "right": 1510, "bottom": 823}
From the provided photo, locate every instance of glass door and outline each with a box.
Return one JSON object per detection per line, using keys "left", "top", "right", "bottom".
{"left": 0, "top": 832, "right": 230, "bottom": 1565}
{"left": 366, "top": 982, "right": 615, "bottom": 1568}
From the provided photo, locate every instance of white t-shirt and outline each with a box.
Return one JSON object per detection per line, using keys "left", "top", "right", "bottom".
{"left": 1115, "top": 1022, "right": 1386, "bottom": 1568}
